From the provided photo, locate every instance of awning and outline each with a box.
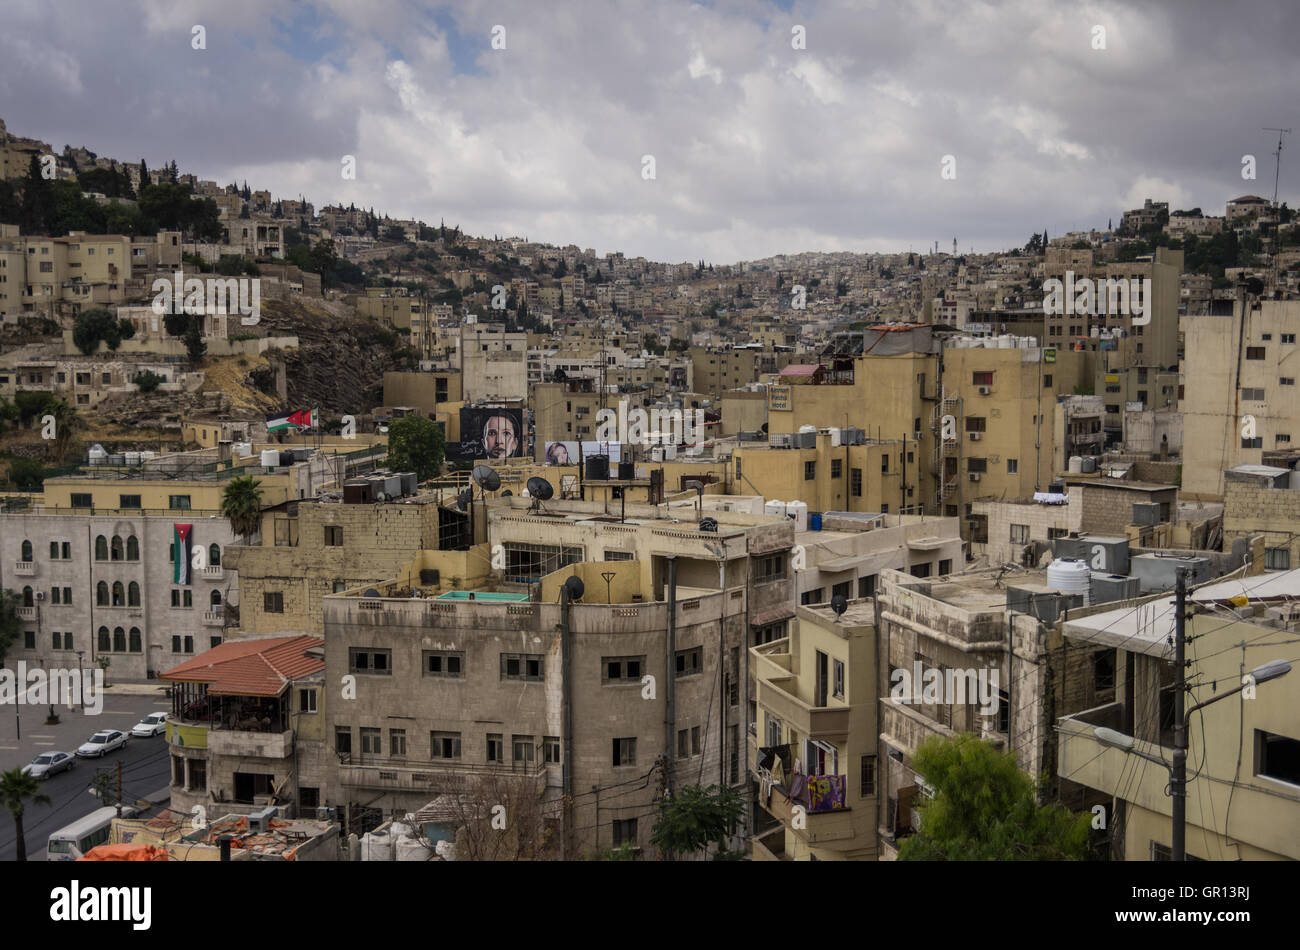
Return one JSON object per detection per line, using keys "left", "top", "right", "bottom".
{"left": 753, "top": 606, "right": 796, "bottom": 627}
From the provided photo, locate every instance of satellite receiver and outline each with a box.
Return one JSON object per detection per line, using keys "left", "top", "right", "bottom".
{"left": 363, "top": 588, "right": 381, "bottom": 598}
{"left": 563, "top": 575, "right": 585, "bottom": 602}
{"left": 831, "top": 594, "right": 848, "bottom": 620}
{"left": 471, "top": 465, "right": 501, "bottom": 492}
{"left": 501, "top": 489, "right": 513, "bottom": 497}
{"left": 526, "top": 477, "right": 554, "bottom": 501}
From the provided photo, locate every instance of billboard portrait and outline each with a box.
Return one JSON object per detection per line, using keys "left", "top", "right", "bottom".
{"left": 453, "top": 407, "right": 524, "bottom": 460}
{"left": 543, "top": 441, "right": 622, "bottom": 465}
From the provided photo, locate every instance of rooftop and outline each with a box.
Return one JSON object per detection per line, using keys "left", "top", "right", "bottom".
{"left": 161, "top": 635, "right": 324, "bottom": 696}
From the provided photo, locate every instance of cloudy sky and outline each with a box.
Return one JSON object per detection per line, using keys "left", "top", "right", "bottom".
{"left": 2, "top": 0, "right": 1297, "bottom": 263}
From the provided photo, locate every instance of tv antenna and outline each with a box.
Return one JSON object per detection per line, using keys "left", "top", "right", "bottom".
{"left": 1264, "top": 127, "right": 1292, "bottom": 208}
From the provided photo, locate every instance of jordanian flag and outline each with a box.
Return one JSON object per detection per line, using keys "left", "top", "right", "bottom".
{"left": 267, "top": 408, "right": 319, "bottom": 432}
{"left": 173, "top": 524, "right": 192, "bottom": 585}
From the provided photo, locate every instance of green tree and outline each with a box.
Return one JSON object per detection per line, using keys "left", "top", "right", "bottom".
{"left": 650, "top": 783, "right": 745, "bottom": 860}
{"left": 183, "top": 316, "right": 206, "bottom": 364}
{"left": 6, "top": 457, "right": 46, "bottom": 491}
{"left": 72, "top": 307, "right": 122, "bottom": 354}
{"left": 897, "top": 733, "right": 1092, "bottom": 861}
{"left": 220, "top": 474, "right": 264, "bottom": 542}
{"left": 0, "top": 767, "right": 52, "bottom": 861}
{"left": 310, "top": 238, "right": 340, "bottom": 289}
{"left": 134, "top": 370, "right": 164, "bottom": 393}
{"left": 386, "top": 415, "right": 444, "bottom": 481}
{"left": 0, "top": 588, "right": 22, "bottom": 664}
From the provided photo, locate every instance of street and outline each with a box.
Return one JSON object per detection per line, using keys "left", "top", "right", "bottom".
{"left": 0, "top": 691, "right": 173, "bottom": 861}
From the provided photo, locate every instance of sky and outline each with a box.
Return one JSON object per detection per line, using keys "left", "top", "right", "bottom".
{"left": 2, "top": 0, "right": 1298, "bottom": 264}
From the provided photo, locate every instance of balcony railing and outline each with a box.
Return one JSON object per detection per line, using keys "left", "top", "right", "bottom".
{"left": 14, "top": 561, "right": 36, "bottom": 576}
{"left": 202, "top": 565, "right": 224, "bottom": 580}
{"left": 339, "top": 754, "right": 549, "bottom": 793}
{"left": 201, "top": 610, "right": 225, "bottom": 627}
{"left": 16, "top": 606, "right": 37, "bottom": 621}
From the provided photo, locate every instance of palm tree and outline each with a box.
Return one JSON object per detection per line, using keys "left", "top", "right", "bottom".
{"left": 1, "top": 767, "right": 52, "bottom": 861}
{"left": 220, "top": 474, "right": 264, "bottom": 543}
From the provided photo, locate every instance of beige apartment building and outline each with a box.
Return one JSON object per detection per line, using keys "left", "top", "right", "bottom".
{"left": 1181, "top": 297, "right": 1300, "bottom": 497}
{"left": 0, "top": 226, "right": 131, "bottom": 320}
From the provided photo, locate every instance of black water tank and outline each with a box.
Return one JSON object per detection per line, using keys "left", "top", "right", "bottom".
{"left": 586, "top": 454, "right": 609, "bottom": 480}
{"left": 618, "top": 460, "right": 635, "bottom": 480}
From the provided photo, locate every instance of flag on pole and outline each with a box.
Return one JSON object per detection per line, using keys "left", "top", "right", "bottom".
{"left": 267, "top": 408, "right": 319, "bottom": 432}
{"left": 173, "top": 524, "right": 192, "bottom": 585}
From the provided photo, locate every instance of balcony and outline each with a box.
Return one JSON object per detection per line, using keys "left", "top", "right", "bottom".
{"left": 758, "top": 776, "right": 854, "bottom": 845}
{"left": 752, "top": 825, "right": 789, "bottom": 861}
{"left": 339, "top": 756, "right": 549, "bottom": 795}
{"left": 16, "top": 606, "right": 37, "bottom": 621}
{"left": 755, "top": 676, "right": 850, "bottom": 742}
{"left": 201, "top": 610, "right": 225, "bottom": 627}
{"left": 207, "top": 727, "right": 294, "bottom": 759}
{"left": 202, "top": 565, "right": 224, "bottom": 580}
{"left": 13, "top": 561, "right": 36, "bottom": 577}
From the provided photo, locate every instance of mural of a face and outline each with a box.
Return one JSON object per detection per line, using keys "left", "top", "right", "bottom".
{"left": 483, "top": 414, "right": 519, "bottom": 458}
{"left": 546, "top": 443, "right": 570, "bottom": 465}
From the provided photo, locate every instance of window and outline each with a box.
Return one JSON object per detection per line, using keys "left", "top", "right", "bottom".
{"left": 1009, "top": 524, "right": 1031, "bottom": 545}
{"left": 323, "top": 525, "right": 343, "bottom": 546}
{"left": 119, "top": 494, "right": 141, "bottom": 509}
{"left": 1093, "top": 651, "right": 1116, "bottom": 691}
{"left": 967, "top": 458, "right": 987, "bottom": 473}
{"left": 501, "top": 653, "right": 543, "bottom": 681}
{"left": 390, "top": 729, "right": 407, "bottom": 758}
{"left": 804, "top": 461, "right": 816, "bottom": 480}
{"left": 513, "top": 735, "right": 536, "bottom": 765}
{"left": 612, "top": 737, "right": 637, "bottom": 766}
{"left": 1255, "top": 730, "right": 1300, "bottom": 786}
{"left": 909, "top": 562, "right": 932, "bottom": 578}
{"left": 1241, "top": 387, "right": 1266, "bottom": 401}
{"left": 1006, "top": 458, "right": 1018, "bottom": 475}
{"left": 98, "top": 627, "right": 110, "bottom": 651}
{"left": 676, "top": 727, "right": 701, "bottom": 757}
{"left": 420, "top": 730, "right": 459, "bottom": 760}
{"left": 424, "top": 651, "right": 464, "bottom": 677}
{"left": 544, "top": 736, "right": 561, "bottom": 764}
{"left": 830, "top": 458, "right": 842, "bottom": 479}
{"left": 965, "top": 416, "right": 986, "bottom": 433}
{"left": 210, "top": 636, "right": 223, "bottom": 649}
{"left": 604, "top": 550, "right": 634, "bottom": 561}
{"left": 359, "top": 727, "right": 382, "bottom": 755}
{"left": 1044, "top": 374, "right": 1053, "bottom": 388}
{"left": 939, "top": 558, "right": 953, "bottom": 575}
{"left": 20, "top": 539, "right": 33, "bottom": 561}
{"left": 134, "top": 629, "right": 146, "bottom": 652}
{"left": 800, "top": 587, "right": 825, "bottom": 605}
{"left": 298, "top": 688, "right": 317, "bottom": 713}
{"left": 350, "top": 648, "right": 392, "bottom": 674}
{"left": 858, "top": 574, "right": 877, "bottom": 598}
{"left": 335, "top": 727, "right": 352, "bottom": 755}
{"left": 169, "top": 589, "right": 193, "bottom": 608}
{"left": 675, "top": 646, "right": 702, "bottom": 677}
{"left": 832, "top": 580, "right": 852, "bottom": 601}
{"left": 486, "top": 734, "right": 503, "bottom": 763}
{"left": 113, "top": 627, "right": 126, "bottom": 651}
{"left": 752, "top": 620, "right": 786, "bottom": 645}
{"left": 1242, "top": 437, "right": 1263, "bottom": 449}
{"left": 128, "top": 582, "right": 140, "bottom": 607}
{"left": 1282, "top": 378, "right": 1296, "bottom": 387}
{"left": 52, "top": 632, "right": 63, "bottom": 650}
{"left": 208, "top": 544, "right": 220, "bottom": 566}
{"left": 1284, "top": 334, "right": 1297, "bottom": 344}
{"left": 881, "top": 453, "right": 889, "bottom": 473}
{"left": 1266, "top": 547, "right": 1291, "bottom": 571}
{"left": 602, "top": 656, "right": 645, "bottom": 684}
{"left": 127, "top": 536, "right": 139, "bottom": 560}
{"left": 112, "top": 582, "right": 124, "bottom": 606}
{"left": 997, "top": 690, "right": 1009, "bottom": 733}
{"left": 263, "top": 592, "right": 284, "bottom": 613}
{"left": 850, "top": 468, "right": 862, "bottom": 496}
{"left": 169, "top": 494, "right": 191, "bottom": 510}
{"left": 1246, "top": 347, "right": 1266, "bottom": 360}
{"left": 1279, "top": 434, "right": 1292, "bottom": 444}
{"left": 210, "top": 590, "right": 222, "bottom": 607}
{"left": 23, "top": 630, "right": 35, "bottom": 649}
{"left": 833, "top": 659, "right": 845, "bottom": 700}
{"left": 95, "top": 535, "right": 108, "bottom": 560}
{"left": 611, "top": 818, "right": 638, "bottom": 848}
{"left": 860, "top": 754, "right": 876, "bottom": 797}
{"left": 754, "top": 553, "right": 785, "bottom": 584}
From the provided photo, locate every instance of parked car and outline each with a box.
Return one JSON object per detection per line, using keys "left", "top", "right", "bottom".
{"left": 75, "top": 730, "right": 128, "bottom": 758}
{"left": 131, "top": 711, "right": 169, "bottom": 738}
{"left": 21, "top": 751, "right": 76, "bottom": 779}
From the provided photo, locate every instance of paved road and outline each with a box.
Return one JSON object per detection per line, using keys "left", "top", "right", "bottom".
{"left": 0, "top": 693, "right": 173, "bottom": 861}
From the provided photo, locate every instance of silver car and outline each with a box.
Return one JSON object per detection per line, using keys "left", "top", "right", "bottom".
{"left": 75, "top": 730, "right": 128, "bottom": 758}
{"left": 21, "top": 751, "right": 76, "bottom": 779}
{"left": 131, "top": 711, "right": 169, "bottom": 737}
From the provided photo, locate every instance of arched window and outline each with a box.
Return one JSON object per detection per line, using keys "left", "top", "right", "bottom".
{"left": 22, "top": 586, "right": 33, "bottom": 607}
{"left": 111, "top": 582, "right": 125, "bottom": 607}
{"left": 113, "top": 627, "right": 126, "bottom": 652}
{"left": 210, "top": 589, "right": 222, "bottom": 606}
{"left": 128, "top": 582, "right": 141, "bottom": 607}
{"left": 95, "top": 535, "right": 108, "bottom": 561}
{"left": 129, "top": 628, "right": 142, "bottom": 652}
{"left": 20, "top": 539, "right": 32, "bottom": 561}
{"left": 111, "top": 536, "right": 124, "bottom": 561}
{"left": 209, "top": 544, "right": 221, "bottom": 567}
{"left": 97, "top": 581, "right": 109, "bottom": 606}
{"left": 98, "top": 627, "right": 110, "bottom": 652}
{"left": 127, "top": 536, "right": 140, "bottom": 561}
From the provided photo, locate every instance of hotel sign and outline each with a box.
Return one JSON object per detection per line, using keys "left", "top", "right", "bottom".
{"left": 769, "top": 385, "right": 792, "bottom": 412}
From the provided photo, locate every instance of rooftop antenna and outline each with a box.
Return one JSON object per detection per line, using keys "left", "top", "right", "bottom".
{"left": 1264, "top": 127, "right": 1292, "bottom": 208}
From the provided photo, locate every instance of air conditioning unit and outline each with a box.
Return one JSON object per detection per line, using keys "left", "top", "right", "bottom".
{"left": 35, "top": 591, "right": 45, "bottom": 601}
{"left": 969, "top": 472, "right": 982, "bottom": 482}
{"left": 968, "top": 432, "right": 982, "bottom": 441}
{"left": 316, "top": 806, "right": 338, "bottom": 822}
{"left": 977, "top": 386, "right": 992, "bottom": 396}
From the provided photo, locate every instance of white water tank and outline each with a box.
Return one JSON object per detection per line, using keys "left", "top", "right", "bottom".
{"left": 88, "top": 444, "right": 107, "bottom": 465}
{"left": 786, "top": 500, "right": 809, "bottom": 531}
{"left": 764, "top": 500, "right": 787, "bottom": 521}
{"left": 139, "top": 450, "right": 156, "bottom": 463}
{"left": 361, "top": 829, "right": 394, "bottom": 862}
{"left": 124, "top": 451, "right": 140, "bottom": 466}
{"left": 260, "top": 449, "right": 280, "bottom": 468}
{"left": 1068, "top": 455, "right": 1083, "bottom": 473}
{"left": 233, "top": 442, "right": 252, "bottom": 458}
{"left": 395, "top": 834, "right": 430, "bottom": 862}
{"left": 1047, "top": 558, "right": 1092, "bottom": 605}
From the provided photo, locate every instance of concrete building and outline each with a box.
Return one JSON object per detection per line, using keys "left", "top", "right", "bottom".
{"left": 1222, "top": 464, "right": 1300, "bottom": 571}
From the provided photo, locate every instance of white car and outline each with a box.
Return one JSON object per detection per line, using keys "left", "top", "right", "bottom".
{"left": 21, "top": 751, "right": 76, "bottom": 779}
{"left": 131, "top": 711, "right": 169, "bottom": 738}
{"left": 75, "top": 730, "right": 128, "bottom": 758}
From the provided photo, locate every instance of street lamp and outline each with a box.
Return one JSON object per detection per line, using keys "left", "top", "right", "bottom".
{"left": 1092, "top": 658, "right": 1291, "bottom": 860}
{"left": 75, "top": 651, "right": 85, "bottom": 714}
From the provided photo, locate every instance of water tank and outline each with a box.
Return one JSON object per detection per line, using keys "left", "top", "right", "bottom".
{"left": 124, "top": 451, "right": 140, "bottom": 466}
{"left": 1080, "top": 456, "right": 1097, "bottom": 473}
{"left": 260, "top": 449, "right": 280, "bottom": 468}
{"left": 809, "top": 512, "right": 822, "bottom": 531}
{"left": 361, "top": 829, "right": 393, "bottom": 862}
{"left": 786, "top": 500, "right": 809, "bottom": 531}
{"left": 663, "top": 444, "right": 677, "bottom": 460}
{"left": 1047, "top": 558, "right": 1092, "bottom": 605}
{"left": 764, "top": 500, "right": 787, "bottom": 521}
{"left": 107, "top": 453, "right": 125, "bottom": 466}
{"left": 384, "top": 475, "right": 401, "bottom": 498}
{"left": 618, "top": 460, "right": 635, "bottom": 480}
{"left": 232, "top": 442, "right": 252, "bottom": 458}
{"left": 586, "top": 454, "right": 610, "bottom": 480}
{"left": 798, "top": 424, "right": 817, "bottom": 434}
{"left": 279, "top": 451, "right": 295, "bottom": 467}
{"left": 400, "top": 472, "right": 418, "bottom": 495}
{"left": 139, "top": 450, "right": 156, "bottom": 463}
{"left": 395, "top": 834, "right": 429, "bottom": 862}
{"left": 88, "top": 444, "right": 107, "bottom": 465}
{"left": 1068, "top": 456, "right": 1083, "bottom": 473}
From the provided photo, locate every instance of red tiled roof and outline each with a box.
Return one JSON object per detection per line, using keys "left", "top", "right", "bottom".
{"left": 160, "top": 635, "right": 324, "bottom": 697}
{"left": 780, "top": 364, "right": 822, "bottom": 377}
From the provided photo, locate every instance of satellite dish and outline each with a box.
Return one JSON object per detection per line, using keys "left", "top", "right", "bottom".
{"left": 527, "top": 477, "right": 554, "bottom": 501}
{"left": 831, "top": 595, "right": 848, "bottom": 618}
{"left": 685, "top": 480, "right": 704, "bottom": 494}
{"left": 563, "top": 575, "right": 585, "bottom": 601}
{"left": 700, "top": 517, "right": 718, "bottom": 533}
{"left": 472, "top": 465, "right": 501, "bottom": 492}
{"left": 455, "top": 488, "right": 473, "bottom": 511}
{"left": 501, "top": 489, "right": 513, "bottom": 497}
{"left": 363, "top": 588, "right": 381, "bottom": 598}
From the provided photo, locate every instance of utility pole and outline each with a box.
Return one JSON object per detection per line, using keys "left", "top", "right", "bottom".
{"left": 1264, "top": 127, "right": 1291, "bottom": 209}
{"left": 1171, "top": 567, "right": 1188, "bottom": 861}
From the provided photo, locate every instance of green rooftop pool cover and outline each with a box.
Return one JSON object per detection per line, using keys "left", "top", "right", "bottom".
{"left": 435, "top": 591, "right": 531, "bottom": 602}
